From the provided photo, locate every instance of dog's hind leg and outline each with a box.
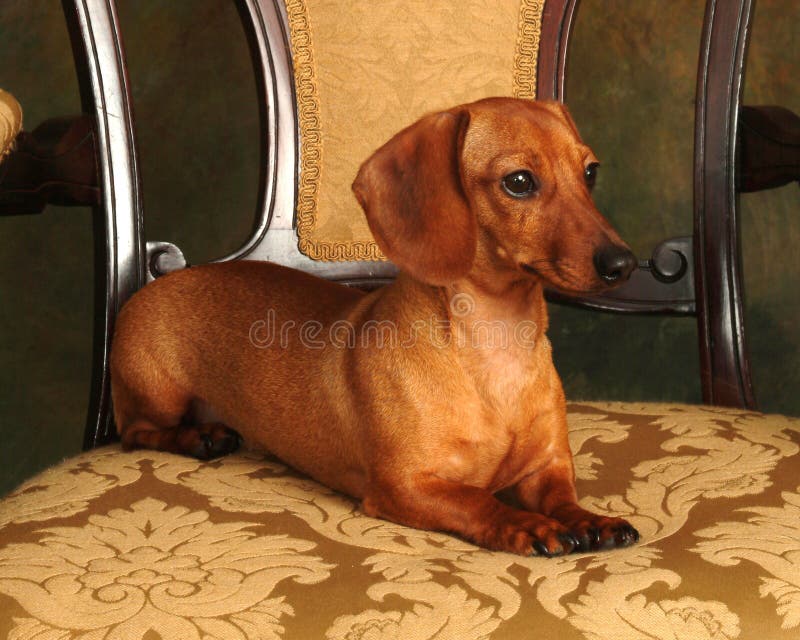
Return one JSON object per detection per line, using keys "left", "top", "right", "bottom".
{"left": 120, "top": 417, "right": 241, "bottom": 460}
{"left": 110, "top": 361, "right": 240, "bottom": 460}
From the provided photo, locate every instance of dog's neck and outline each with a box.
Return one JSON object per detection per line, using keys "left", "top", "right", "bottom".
{"left": 444, "top": 271, "right": 549, "bottom": 334}
{"left": 439, "top": 273, "right": 553, "bottom": 422}
{"left": 386, "top": 272, "right": 549, "bottom": 345}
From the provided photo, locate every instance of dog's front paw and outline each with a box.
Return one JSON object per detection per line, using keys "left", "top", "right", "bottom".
{"left": 550, "top": 504, "right": 639, "bottom": 552}
{"left": 481, "top": 512, "right": 579, "bottom": 557}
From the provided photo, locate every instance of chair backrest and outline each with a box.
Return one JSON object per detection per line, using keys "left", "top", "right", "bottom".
{"left": 53, "top": 0, "right": 757, "bottom": 447}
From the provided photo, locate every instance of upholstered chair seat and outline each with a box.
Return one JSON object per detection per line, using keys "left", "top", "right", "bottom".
{"left": 1, "top": 402, "right": 798, "bottom": 638}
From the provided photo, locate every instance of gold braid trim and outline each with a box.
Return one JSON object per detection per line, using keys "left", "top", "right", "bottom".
{"left": 287, "top": 0, "right": 544, "bottom": 262}
{"left": 285, "top": 0, "right": 385, "bottom": 262}
{"left": 298, "top": 237, "right": 385, "bottom": 261}
{"left": 513, "top": 0, "right": 544, "bottom": 99}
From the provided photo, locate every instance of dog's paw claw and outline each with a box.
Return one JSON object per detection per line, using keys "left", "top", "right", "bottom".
{"left": 199, "top": 433, "right": 214, "bottom": 456}
{"left": 529, "top": 532, "right": 577, "bottom": 557}
{"left": 614, "top": 524, "right": 640, "bottom": 548}
{"left": 558, "top": 533, "right": 579, "bottom": 553}
{"left": 571, "top": 529, "right": 594, "bottom": 552}
{"left": 551, "top": 506, "right": 640, "bottom": 554}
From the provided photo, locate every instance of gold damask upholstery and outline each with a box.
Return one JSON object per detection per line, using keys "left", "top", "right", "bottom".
{"left": 1, "top": 403, "right": 799, "bottom": 639}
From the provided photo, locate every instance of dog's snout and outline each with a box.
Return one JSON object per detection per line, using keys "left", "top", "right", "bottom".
{"left": 593, "top": 245, "right": 637, "bottom": 284}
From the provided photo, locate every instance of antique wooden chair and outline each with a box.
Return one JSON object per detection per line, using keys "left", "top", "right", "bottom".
{"left": 1, "top": 1, "right": 799, "bottom": 637}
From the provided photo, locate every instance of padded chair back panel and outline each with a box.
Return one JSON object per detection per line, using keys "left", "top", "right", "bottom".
{"left": 285, "top": 0, "right": 542, "bottom": 262}
{"left": 207, "top": 0, "right": 547, "bottom": 284}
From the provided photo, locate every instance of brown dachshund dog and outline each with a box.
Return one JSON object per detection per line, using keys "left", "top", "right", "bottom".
{"left": 110, "top": 97, "right": 640, "bottom": 556}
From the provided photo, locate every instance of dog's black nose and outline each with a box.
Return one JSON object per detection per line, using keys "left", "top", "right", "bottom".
{"left": 593, "top": 245, "right": 637, "bottom": 283}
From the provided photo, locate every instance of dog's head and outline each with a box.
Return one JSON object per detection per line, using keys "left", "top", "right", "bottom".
{"left": 352, "top": 97, "right": 636, "bottom": 293}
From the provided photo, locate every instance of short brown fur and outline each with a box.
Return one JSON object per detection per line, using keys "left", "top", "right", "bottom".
{"left": 111, "top": 98, "right": 639, "bottom": 556}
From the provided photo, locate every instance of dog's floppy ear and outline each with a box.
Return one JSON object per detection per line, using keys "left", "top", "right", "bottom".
{"left": 352, "top": 109, "right": 475, "bottom": 285}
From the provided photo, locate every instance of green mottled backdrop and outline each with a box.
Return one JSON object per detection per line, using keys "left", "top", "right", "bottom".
{"left": 555, "top": 0, "right": 800, "bottom": 413}
{"left": 0, "top": 0, "right": 797, "bottom": 494}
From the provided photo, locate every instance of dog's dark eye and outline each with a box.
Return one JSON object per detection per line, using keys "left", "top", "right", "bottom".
{"left": 501, "top": 171, "right": 537, "bottom": 198}
{"left": 584, "top": 163, "right": 599, "bottom": 189}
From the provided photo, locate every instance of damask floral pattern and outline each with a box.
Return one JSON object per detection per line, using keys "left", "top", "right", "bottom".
{"left": 0, "top": 498, "right": 332, "bottom": 639}
{"left": 694, "top": 489, "right": 800, "bottom": 630}
{"left": 0, "top": 448, "right": 142, "bottom": 529}
{"left": 0, "top": 403, "right": 798, "bottom": 639}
